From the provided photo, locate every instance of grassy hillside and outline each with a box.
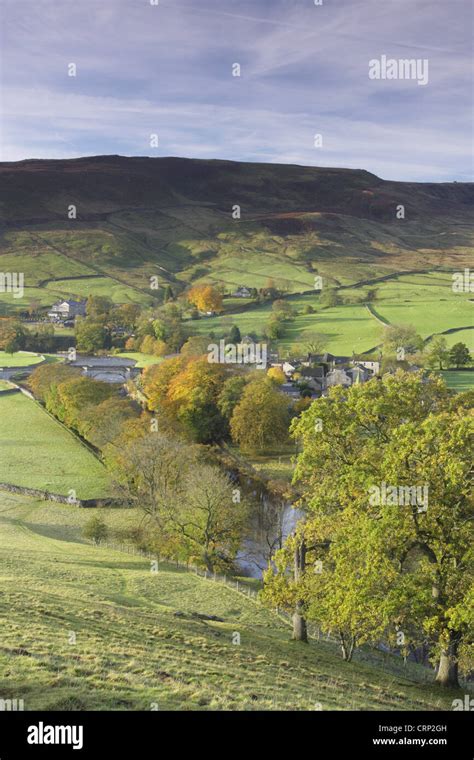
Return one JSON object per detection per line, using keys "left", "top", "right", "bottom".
{"left": 0, "top": 391, "right": 111, "bottom": 498}
{"left": 0, "top": 156, "right": 471, "bottom": 360}
{"left": 0, "top": 490, "right": 461, "bottom": 711}
{"left": 0, "top": 157, "right": 472, "bottom": 321}
{"left": 188, "top": 271, "right": 473, "bottom": 356}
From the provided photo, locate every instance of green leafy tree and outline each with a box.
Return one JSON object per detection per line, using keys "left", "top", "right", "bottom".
{"left": 108, "top": 433, "right": 247, "bottom": 570}
{"left": 426, "top": 336, "right": 449, "bottom": 370}
{"left": 228, "top": 325, "right": 241, "bottom": 344}
{"left": 163, "top": 285, "right": 174, "bottom": 302}
{"left": 383, "top": 324, "right": 424, "bottom": 357}
{"left": 217, "top": 375, "right": 248, "bottom": 420}
{"left": 449, "top": 342, "right": 471, "bottom": 368}
{"left": 320, "top": 288, "right": 340, "bottom": 309}
{"left": 263, "top": 371, "right": 473, "bottom": 685}
{"left": 75, "top": 321, "right": 107, "bottom": 353}
{"left": 266, "top": 315, "right": 285, "bottom": 340}
{"left": 0, "top": 319, "right": 26, "bottom": 353}
{"left": 83, "top": 515, "right": 108, "bottom": 545}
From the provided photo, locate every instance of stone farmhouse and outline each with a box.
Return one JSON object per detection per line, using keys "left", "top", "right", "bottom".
{"left": 48, "top": 299, "right": 87, "bottom": 323}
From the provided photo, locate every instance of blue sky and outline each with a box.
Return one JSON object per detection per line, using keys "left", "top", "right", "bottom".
{"left": 0, "top": 0, "right": 472, "bottom": 180}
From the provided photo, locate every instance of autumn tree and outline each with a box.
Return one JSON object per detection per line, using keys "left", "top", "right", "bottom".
{"left": 0, "top": 319, "right": 26, "bottom": 353}
{"left": 230, "top": 376, "right": 290, "bottom": 453}
{"left": 47, "top": 376, "right": 115, "bottom": 436}
{"left": 180, "top": 335, "right": 210, "bottom": 357}
{"left": 28, "top": 363, "right": 78, "bottom": 402}
{"left": 81, "top": 396, "right": 139, "bottom": 448}
{"left": 267, "top": 366, "right": 286, "bottom": 385}
{"left": 112, "top": 303, "right": 141, "bottom": 330}
{"left": 86, "top": 295, "right": 113, "bottom": 320}
{"left": 187, "top": 284, "right": 223, "bottom": 314}
{"left": 144, "top": 356, "right": 228, "bottom": 443}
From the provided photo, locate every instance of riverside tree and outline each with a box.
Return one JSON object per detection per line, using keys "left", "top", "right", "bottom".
{"left": 263, "top": 371, "right": 473, "bottom": 685}
{"left": 107, "top": 431, "right": 247, "bottom": 571}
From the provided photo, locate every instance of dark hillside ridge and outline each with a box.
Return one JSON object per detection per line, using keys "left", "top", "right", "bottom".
{"left": 0, "top": 155, "right": 472, "bottom": 224}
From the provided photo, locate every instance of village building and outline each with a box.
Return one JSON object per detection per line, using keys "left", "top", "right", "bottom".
{"left": 231, "top": 286, "right": 252, "bottom": 298}
{"left": 48, "top": 299, "right": 87, "bottom": 322}
{"left": 325, "top": 367, "right": 352, "bottom": 388}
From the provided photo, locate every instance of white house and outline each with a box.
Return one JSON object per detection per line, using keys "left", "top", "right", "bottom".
{"left": 48, "top": 299, "right": 87, "bottom": 322}
{"left": 351, "top": 359, "right": 380, "bottom": 374}
{"left": 231, "top": 286, "right": 252, "bottom": 298}
{"left": 282, "top": 360, "right": 299, "bottom": 376}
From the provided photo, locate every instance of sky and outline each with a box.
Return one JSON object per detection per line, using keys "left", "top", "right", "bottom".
{"left": 0, "top": 0, "right": 472, "bottom": 181}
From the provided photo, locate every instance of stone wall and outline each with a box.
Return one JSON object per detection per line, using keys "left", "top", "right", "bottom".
{"left": 0, "top": 481, "right": 118, "bottom": 508}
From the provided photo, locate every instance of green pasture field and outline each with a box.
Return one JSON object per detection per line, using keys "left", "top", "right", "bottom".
{"left": 43, "top": 276, "right": 152, "bottom": 305}
{"left": 0, "top": 351, "right": 44, "bottom": 367}
{"left": 369, "top": 272, "right": 472, "bottom": 337}
{"left": 187, "top": 272, "right": 472, "bottom": 356}
{"left": 0, "top": 392, "right": 111, "bottom": 498}
{"left": 439, "top": 370, "right": 474, "bottom": 392}
{"left": 0, "top": 490, "right": 460, "bottom": 711}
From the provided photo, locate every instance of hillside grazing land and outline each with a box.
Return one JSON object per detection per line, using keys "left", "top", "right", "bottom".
{"left": 188, "top": 271, "right": 473, "bottom": 356}
{"left": 0, "top": 491, "right": 460, "bottom": 711}
{"left": 0, "top": 157, "right": 472, "bottom": 332}
{"left": 0, "top": 391, "right": 111, "bottom": 498}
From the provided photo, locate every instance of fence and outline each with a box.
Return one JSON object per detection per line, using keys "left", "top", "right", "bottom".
{"left": 95, "top": 539, "right": 335, "bottom": 642}
{"left": 0, "top": 482, "right": 117, "bottom": 508}
{"left": 89, "top": 540, "right": 457, "bottom": 682}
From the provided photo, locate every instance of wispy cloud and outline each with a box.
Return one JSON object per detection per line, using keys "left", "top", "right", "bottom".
{"left": 0, "top": 0, "right": 472, "bottom": 180}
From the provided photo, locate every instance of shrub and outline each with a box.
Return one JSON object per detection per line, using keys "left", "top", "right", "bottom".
{"left": 83, "top": 515, "right": 108, "bottom": 545}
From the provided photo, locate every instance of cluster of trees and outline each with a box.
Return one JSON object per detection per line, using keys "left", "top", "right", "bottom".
{"left": 0, "top": 319, "right": 60, "bottom": 355}
{"left": 143, "top": 355, "right": 292, "bottom": 451}
{"left": 426, "top": 337, "right": 471, "bottom": 370}
{"left": 265, "top": 300, "right": 295, "bottom": 341}
{"left": 75, "top": 297, "right": 142, "bottom": 353}
{"left": 382, "top": 324, "right": 472, "bottom": 372}
{"left": 28, "top": 364, "right": 139, "bottom": 448}
{"left": 125, "top": 303, "right": 188, "bottom": 356}
{"left": 262, "top": 372, "right": 473, "bottom": 687}
{"left": 105, "top": 427, "right": 248, "bottom": 571}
